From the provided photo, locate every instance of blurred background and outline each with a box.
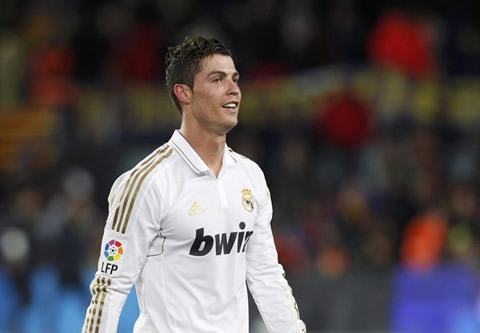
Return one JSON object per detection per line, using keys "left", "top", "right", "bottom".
{"left": 1, "top": 0, "right": 480, "bottom": 332}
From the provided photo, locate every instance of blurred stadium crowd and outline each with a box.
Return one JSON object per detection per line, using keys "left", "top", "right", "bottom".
{"left": 1, "top": 0, "right": 480, "bottom": 332}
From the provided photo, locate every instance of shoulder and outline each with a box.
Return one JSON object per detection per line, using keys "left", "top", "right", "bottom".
{"left": 127, "top": 143, "right": 176, "bottom": 180}
{"left": 228, "top": 147, "right": 266, "bottom": 182}
{"left": 108, "top": 143, "right": 176, "bottom": 201}
{"left": 229, "top": 147, "right": 260, "bottom": 169}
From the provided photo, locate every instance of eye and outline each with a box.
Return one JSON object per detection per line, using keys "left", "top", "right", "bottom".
{"left": 212, "top": 77, "right": 221, "bottom": 83}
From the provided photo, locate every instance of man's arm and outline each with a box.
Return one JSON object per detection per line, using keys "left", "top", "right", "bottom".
{"left": 246, "top": 170, "right": 306, "bottom": 333}
{"left": 82, "top": 167, "right": 164, "bottom": 332}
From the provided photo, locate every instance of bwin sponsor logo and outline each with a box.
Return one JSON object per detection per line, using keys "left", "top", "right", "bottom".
{"left": 189, "top": 222, "right": 253, "bottom": 256}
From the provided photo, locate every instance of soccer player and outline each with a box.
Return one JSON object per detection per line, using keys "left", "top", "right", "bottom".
{"left": 82, "top": 36, "right": 306, "bottom": 332}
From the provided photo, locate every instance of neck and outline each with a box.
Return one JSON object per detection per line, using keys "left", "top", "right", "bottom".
{"left": 179, "top": 124, "right": 226, "bottom": 177}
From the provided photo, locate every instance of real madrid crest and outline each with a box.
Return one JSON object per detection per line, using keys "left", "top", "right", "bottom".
{"left": 241, "top": 188, "right": 254, "bottom": 212}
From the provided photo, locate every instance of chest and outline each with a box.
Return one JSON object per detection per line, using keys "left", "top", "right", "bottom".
{"left": 160, "top": 170, "right": 259, "bottom": 255}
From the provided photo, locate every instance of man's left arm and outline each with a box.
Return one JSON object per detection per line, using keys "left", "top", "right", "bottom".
{"left": 245, "top": 172, "right": 306, "bottom": 333}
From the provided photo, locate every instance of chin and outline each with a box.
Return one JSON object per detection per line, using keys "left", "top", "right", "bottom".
{"left": 222, "top": 119, "right": 238, "bottom": 134}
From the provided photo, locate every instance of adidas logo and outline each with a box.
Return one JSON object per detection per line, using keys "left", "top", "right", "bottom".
{"left": 188, "top": 201, "right": 205, "bottom": 216}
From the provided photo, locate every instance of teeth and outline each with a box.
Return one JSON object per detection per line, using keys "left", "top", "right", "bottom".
{"left": 224, "top": 103, "right": 237, "bottom": 108}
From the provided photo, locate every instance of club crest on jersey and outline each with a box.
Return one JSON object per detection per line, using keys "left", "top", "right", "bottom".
{"left": 241, "top": 188, "right": 254, "bottom": 212}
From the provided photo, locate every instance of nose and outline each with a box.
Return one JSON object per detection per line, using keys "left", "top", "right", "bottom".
{"left": 228, "top": 79, "right": 240, "bottom": 96}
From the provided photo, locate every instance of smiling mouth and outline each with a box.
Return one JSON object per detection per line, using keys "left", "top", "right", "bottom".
{"left": 223, "top": 102, "right": 239, "bottom": 110}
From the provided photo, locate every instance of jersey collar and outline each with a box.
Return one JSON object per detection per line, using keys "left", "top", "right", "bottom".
{"left": 170, "top": 130, "right": 237, "bottom": 175}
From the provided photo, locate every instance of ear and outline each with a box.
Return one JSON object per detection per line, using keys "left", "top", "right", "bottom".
{"left": 173, "top": 84, "right": 193, "bottom": 106}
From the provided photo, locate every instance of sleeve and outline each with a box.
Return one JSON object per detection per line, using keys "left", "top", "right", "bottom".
{"left": 82, "top": 171, "right": 163, "bottom": 333}
{"left": 245, "top": 169, "right": 307, "bottom": 333}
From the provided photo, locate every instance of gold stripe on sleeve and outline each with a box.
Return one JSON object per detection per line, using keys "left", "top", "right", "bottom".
{"left": 84, "top": 277, "right": 111, "bottom": 333}
{"left": 120, "top": 148, "right": 173, "bottom": 234}
{"left": 118, "top": 147, "right": 173, "bottom": 234}
{"left": 83, "top": 283, "right": 94, "bottom": 332}
{"left": 112, "top": 145, "right": 167, "bottom": 231}
{"left": 115, "top": 145, "right": 170, "bottom": 233}
{"left": 111, "top": 207, "right": 121, "bottom": 232}
{"left": 94, "top": 278, "right": 112, "bottom": 333}
{"left": 115, "top": 158, "right": 155, "bottom": 232}
{"left": 86, "top": 277, "right": 103, "bottom": 333}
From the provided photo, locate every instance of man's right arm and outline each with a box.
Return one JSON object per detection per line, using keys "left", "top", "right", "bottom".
{"left": 82, "top": 170, "right": 163, "bottom": 332}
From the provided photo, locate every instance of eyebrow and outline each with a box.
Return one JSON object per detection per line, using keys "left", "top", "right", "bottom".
{"left": 207, "top": 71, "right": 240, "bottom": 79}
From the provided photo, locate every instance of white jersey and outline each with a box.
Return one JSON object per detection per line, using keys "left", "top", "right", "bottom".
{"left": 82, "top": 130, "right": 306, "bottom": 333}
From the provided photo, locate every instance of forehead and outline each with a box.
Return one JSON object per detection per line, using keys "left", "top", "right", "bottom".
{"left": 198, "top": 54, "right": 237, "bottom": 75}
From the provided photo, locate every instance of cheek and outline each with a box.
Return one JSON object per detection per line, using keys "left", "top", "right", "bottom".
{"left": 195, "top": 86, "right": 219, "bottom": 104}
{"left": 197, "top": 94, "right": 217, "bottom": 113}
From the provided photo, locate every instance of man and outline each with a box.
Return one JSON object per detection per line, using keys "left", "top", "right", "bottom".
{"left": 83, "top": 36, "right": 306, "bottom": 333}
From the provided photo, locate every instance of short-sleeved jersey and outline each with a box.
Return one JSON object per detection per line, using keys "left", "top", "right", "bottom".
{"left": 82, "top": 130, "right": 306, "bottom": 333}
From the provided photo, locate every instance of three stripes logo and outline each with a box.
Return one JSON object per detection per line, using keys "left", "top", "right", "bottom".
{"left": 189, "top": 201, "right": 205, "bottom": 216}
{"left": 83, "top": 277, "right": 111, "bottom": 333}
{"left": 111, "top": 144, "right": 173, "bottom": 234}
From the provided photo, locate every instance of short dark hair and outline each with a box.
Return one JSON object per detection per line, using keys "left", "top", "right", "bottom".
{"left": 165, "top": 36, "right": 232, "bottom": 114}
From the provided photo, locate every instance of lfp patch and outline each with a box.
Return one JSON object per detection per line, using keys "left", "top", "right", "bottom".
{"left": 104, "top": 239, "right": 123, "bottom": 261}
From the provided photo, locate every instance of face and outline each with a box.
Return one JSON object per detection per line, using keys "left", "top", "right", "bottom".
{"left": 189, "top": 54, "right": 241, "bottom": 135}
